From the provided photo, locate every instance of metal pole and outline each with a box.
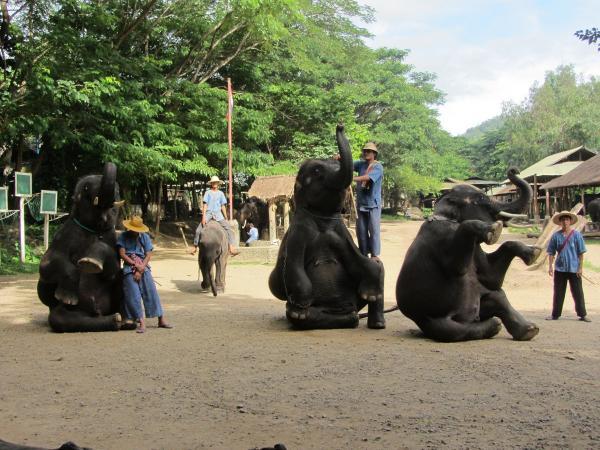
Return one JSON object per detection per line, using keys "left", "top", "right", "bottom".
{"left": 19, "top": 197, "right": 26, "bottom": 263}
{"left": 227, "top": 78, "right": 233, "bottom": 220}
{"left": 44, "top": 214, "right": 50, "bottom": 250}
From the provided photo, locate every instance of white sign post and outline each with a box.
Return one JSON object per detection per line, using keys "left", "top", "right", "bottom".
{"left": 15, "top": 172, "right": 32, "bottom": 263}
{"left": 40, "top": 190, "right": 58, "bottom": 250}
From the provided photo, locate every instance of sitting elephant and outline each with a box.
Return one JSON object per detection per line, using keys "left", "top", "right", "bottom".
{"left": 269, "top": 124, "right": 385, "bottom": 329}
{"left": 37, "top": 162, "right": 124, "bottom": 332}
{"left": 396, "top": 168, "right": 541, "bottom": 342}
{"left": 197, "top": 220, "right": 229, "bottom": 296}
{"left": 588, "top": 198, "right": 600, "bottom": 223}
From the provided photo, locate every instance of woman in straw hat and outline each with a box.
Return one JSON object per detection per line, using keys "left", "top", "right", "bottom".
{"left": 117, "top": 216, "right": 172, "bottom": 333}
{"left": 546, "top": 211, "right": 590, "bottom": 322}
{"left": 191, "top": 175, "right": 239, "bottom": 256}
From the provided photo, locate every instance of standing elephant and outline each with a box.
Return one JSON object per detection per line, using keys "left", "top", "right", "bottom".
{"left": 396, "top": 168, "right": 541, "bottom": 342}
{"left": 198, "top": 220, "right": 229, "bottom": 296}
{"left": 588, "top": 198, "right": 600, "bottom": 223}
{"left": 38, "top": 163, "right": 124, "bottom": 332}
{"left": 238, "top": 196, "right": 268, "bottom": 241}
{"left": 269, "top": 124, "right": 385, "bottom": 330}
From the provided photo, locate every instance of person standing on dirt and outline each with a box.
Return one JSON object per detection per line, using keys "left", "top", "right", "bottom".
{"left": 118, "top": 216, "right": 172, "bottom": 333}
{"left": 353, "top": 142, "right": 384, "bottom": 259}
{"left": 546, "top": 210, "right": 590, "bottom": 322}
{"left": 191, "top": 176, "right": 239, "bottom": 257}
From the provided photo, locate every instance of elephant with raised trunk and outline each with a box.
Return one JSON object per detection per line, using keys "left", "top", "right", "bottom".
{"left": 396, "top": 168, "right": 541, "bottom": 342}
{"left": 269, "top": 124, "right": 385, "bottom": 330}
{"left": 38, "top": 163, "right": 124, "bottom": 332}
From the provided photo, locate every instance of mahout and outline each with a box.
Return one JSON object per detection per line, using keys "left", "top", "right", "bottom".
{"left": 396, "top": 168, "right": 541, "bottom": 342}
{"left": 269, "top": 124, "right": 385, "bottom": 329}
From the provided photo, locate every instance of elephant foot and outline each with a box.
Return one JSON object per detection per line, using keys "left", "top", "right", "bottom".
{"left": 77, "top": 257, "right": 104, "bottom": 274}
{"left": 523, "top": 246, "right": 543, "bottom": 266}
{"left": 286, "top": 303, "right": 359, "bottom": 329}
{"left": 367, "top": 298, "right": 386, "bottom": 329}
{"left": 485, "top": 221, "right": 503, "bottom": 245}
{"left": 510, "top": 322, "right": 539, "bottom": 341}
{"left": 55, "top": 286, "right": 79, "bottom": 305}
{"left": 286, "top": 303, "right": 309, "bottom": 321}
{"left": 483, "top": 317, "right": 503, "bottom": 339}
{"left": 121, "top": 320, "right": 137, "bottom": 331}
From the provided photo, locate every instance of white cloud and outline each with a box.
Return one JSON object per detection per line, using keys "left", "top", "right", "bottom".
{"left": 360, "top": 0, "right": 600, "bottom": 135}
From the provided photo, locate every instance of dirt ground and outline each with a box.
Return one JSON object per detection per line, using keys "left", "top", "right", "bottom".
{"left": 1, "top": 220, "right": 600, "bottom": 450}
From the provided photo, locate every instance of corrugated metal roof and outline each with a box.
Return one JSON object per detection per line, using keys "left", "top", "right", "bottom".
{"left": 518, "top": 146, "right": 595, "bottom": 180}
{"left": 541, "top": 153, "right": 600, "bottom": 189}
{"left": 247, "top": 175, "right": 296, "bottom": 202}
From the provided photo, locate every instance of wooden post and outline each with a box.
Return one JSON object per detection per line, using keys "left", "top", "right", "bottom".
{"left": 533, "top": 175, "right": 539, "bottom": 222}
{"left": 19, "top": 197, "right": 26, "bottom": 263}
{"left": 283, "top": 201, "right": 290, "bottom": 233}
{"left": 545, "top": 190, "right": 551, "bottom": 218}
{"left": 581, "top": 188, "right": 586, "bottom": 214}
{"left": 227, "top": 78, "right": 234, "bottom": 221}
{"left": 269, "top": 201, "right": 277, "bottom": 242}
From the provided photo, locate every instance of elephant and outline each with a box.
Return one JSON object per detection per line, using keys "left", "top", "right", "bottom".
{"left": 238, "top": 196, "right": 268, "bottom": 241}
{"left": 198, "top": 220, "right": 229, "bottom": 296}
{"left": 588, "top": 198, "right": 600, "bottom": 223}
{"left": 268, "top": 124, "right": 385, "bottom": 330}
{"left": 37, "top": 162, "right": 124, "bottom": 332}
{"left": 396, "top": 168, "right": 541, "bottom": 342}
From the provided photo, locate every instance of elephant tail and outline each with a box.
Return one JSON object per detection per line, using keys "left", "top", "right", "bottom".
{"left": 358, "top": 305, "right": 398, "bottom": 319}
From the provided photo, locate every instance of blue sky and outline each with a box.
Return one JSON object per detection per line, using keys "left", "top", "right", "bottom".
{"left": 360, "top": 0, "right": 600, "bottom": 135}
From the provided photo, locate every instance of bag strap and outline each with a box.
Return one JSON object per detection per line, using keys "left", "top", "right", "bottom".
{"left": 556, "top": 230, "right": 575, "bottom": 256}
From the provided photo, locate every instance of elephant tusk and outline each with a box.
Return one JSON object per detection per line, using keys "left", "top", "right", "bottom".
{"left": 498, "top": 211, "right": 527, "bottom": 219}
{"left": 113, "top": 200, "right": 125, "bottom": 207}
{"left": 93, "top": 196, "right": 99, "bottom": 206}
{"left": 242, "top": 219, "right": 247, "bottom": 227}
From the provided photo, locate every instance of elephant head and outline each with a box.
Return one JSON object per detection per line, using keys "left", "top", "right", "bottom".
{"left": 238, "top": 196, "right": 267, "bottom": 228}
{"left": 294, "top": 124, "right": 353, "bottom": 215}
{"left": 72, "top": 162, "right": 123, "bottom": 231}
{"left": 435, "top": 167, "right": 531, "bottom": 223}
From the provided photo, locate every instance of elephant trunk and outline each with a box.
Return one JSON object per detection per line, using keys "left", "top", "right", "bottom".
{"left": 98, "top": 162, "right": 117, "bottom": 209}
{"left": 325, "top": 124, "right": 353, "bottom": 190}
{"left": 492, "top": 167, "right": 532, "bottom": 218}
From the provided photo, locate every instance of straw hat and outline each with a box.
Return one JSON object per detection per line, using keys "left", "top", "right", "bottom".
{"left": 209, "top": 175, "right": 222, "bottom": 185}
{"left": 362, "top": 142, "right": 378, "bottom": 153}
{"left": 123, "top": 215, "right": 149, "bottom": 233}
{"left": 552, "top": 210, "right": 578, "bottom": 226}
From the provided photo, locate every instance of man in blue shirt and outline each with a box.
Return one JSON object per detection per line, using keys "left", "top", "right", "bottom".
{"left": 353, "top": 142, "right": 384, "bottom": 259}
{"left": 244, "top": 221, "right": 259, "bottom": 246}
{"left": 546, "top": 211, "right": 590, "bottom": 322}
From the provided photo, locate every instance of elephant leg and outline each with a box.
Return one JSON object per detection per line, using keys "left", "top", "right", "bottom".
{"left": 37, "top": 280, "right": 59, "bottom": 309}
{"left": 477, "top": 242, "right": 542, "bottom": 290}
{"left": 357, "top": 297, "right": 386, "bottom": 329}
{"left": 48, "top": 304, "right": 121, "bottom": 332}
{"left": 416, "top": 316, "right": 502, "bottom": 342}
{"left": 286, "top": 302, "right": 359, "bottom": 330}
{"left": 77, "top": 241, "right": 119, "bottom": 278}
{"left": 444, "top": 220, "right": 503, "bottom": 276}
{"left": 480, "top": 290, "right": 539, "bottom": 341}
{"left": 39, "top": 253, "right": 79, "bottom": 305}
{"left": 215, "top": 255, "right": 226, "bottom": 293}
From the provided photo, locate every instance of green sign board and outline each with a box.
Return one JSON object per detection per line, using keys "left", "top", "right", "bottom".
{"left": 15, "top": 172, "right": 32, "bottom": 197}
{"left": 40, "top": 190, "right": 58, "bottom": 214}
{"left": 0, "top": 187, "right": 7, "bottom": 212}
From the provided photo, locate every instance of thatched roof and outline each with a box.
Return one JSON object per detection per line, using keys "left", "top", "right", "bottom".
{"left": 247, "top": 175, "right": 296, "bottom": 202}
{"left": 541, "top": 153, "right": 600, "bottom": 190}
{"left": 514, "top": 146, "right": 596, "bottom": 182}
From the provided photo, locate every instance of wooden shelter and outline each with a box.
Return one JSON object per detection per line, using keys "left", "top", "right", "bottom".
{"left": 492, "top": 146, "right": 596, "bottom": 219}
{"left": 247, "top": 175, "right": 296, "bottom": 242}
{"left": 541, "top": 153, "right": 600, "bottom": 216}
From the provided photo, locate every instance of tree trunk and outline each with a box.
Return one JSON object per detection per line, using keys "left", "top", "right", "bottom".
{"left": 154, "top": 179, "right": 162, "bottom": 237}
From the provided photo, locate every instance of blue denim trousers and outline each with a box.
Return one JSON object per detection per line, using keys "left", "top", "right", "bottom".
{"left": 356, "top": 206, "right": 381, "bottom": 257}
{"left": 122, "top": 269, "right": 163, "bottom": 320}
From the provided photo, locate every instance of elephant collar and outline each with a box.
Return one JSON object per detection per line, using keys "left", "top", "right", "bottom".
{"left": 427, "top": 214, "right": 457, "bottom": 223}
{"left": 299, "top": 207, "right": 343, "bottom": 221}
{"left": 73, "top": 218, "right": 105, "bottom": 234}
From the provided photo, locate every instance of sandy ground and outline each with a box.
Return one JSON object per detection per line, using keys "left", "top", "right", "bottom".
{"left": 1, "top": 221, "right": 600, "bottom": 450}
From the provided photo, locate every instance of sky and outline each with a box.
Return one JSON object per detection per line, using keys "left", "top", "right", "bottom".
{"left": 360, "top": 0, "right": 600, "bottom": 136}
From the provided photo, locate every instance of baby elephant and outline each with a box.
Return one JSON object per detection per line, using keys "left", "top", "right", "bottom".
{"left": 396, "top": 168, "right": 541, "bottom": 342}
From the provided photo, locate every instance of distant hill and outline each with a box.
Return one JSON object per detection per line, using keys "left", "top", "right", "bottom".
{"left": 462, "top": 116, "right": 505, "bottom": 141}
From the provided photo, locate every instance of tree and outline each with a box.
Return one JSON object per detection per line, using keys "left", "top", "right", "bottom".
{"left": 575, "top": 27, "right": 600, "bottom": 52}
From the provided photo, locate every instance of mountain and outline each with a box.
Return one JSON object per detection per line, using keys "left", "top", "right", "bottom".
{"left": 462, "top": 116, "right": 505, "bottom": 141}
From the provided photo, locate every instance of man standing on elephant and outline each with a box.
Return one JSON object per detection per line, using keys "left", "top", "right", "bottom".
{"left": 352, "top": 142, "right": 384, "bottom": 259}
{"left": 546, "top": 211, "right": 590, "bottom": 322}
{"left": 191, "top": 176, "right": 239, "bottom": 256}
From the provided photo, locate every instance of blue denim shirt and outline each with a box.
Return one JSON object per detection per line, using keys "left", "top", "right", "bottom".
{"left": 353, "top": 160, "right": 383, "bottom": 210}
{"left": 547, "top": 229, "right": 586, "bottom": 273}
{"left": 117, "top": 232, "right": 153, "bottom": 275}
{"left": 203, "top": 189, "right": 227, "bottom": 221}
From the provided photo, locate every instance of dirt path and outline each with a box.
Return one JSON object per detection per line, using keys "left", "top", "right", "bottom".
{"left": 1, "top": 221, "right": 599, "bottom": 449}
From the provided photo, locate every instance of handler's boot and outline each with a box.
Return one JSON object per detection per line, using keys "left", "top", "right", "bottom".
{"left": 367, "top": 297, "right": 386, "bottom": 329}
